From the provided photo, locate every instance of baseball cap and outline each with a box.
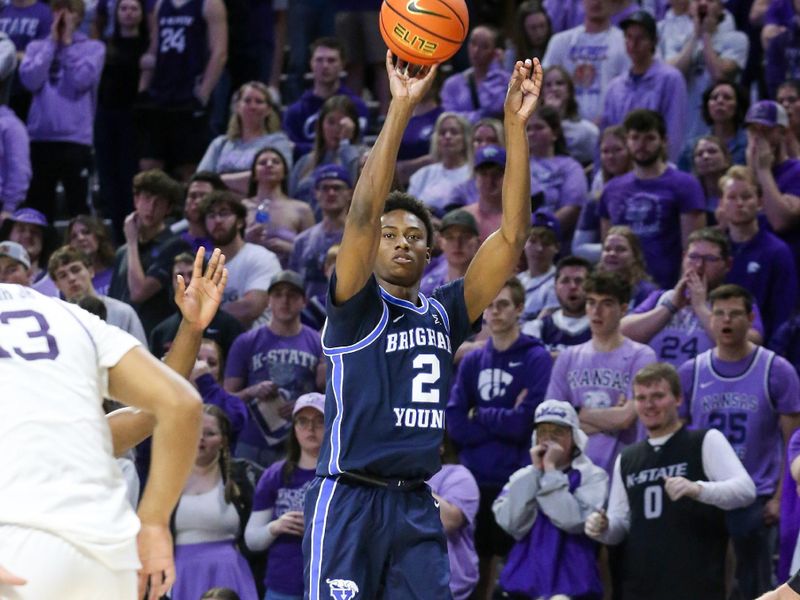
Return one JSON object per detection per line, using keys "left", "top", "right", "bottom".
{"left": 439, "top": 209, "right": 478, "bottom": 236}
{"left": 313, "top": 164, "right": 352, "bottom": 189}
{"left": 7, "top": 207, "right": 48, "bottom": 227}
{"left": 531, "top": 209, "right": 560, "bottom": 237}
{"left": 268, "top": 269, "right": 305, "bottom": 295}
{"left": 620, "top": 9, "right": 657, "bottom": 40}
{"left": 292, "top": 392, "right": 325, "bottom": 417}
{"left": 474, "top": 144, "right": 506, "bottom": 169}
{"left": 533, "top": 399, "right": 588, "bottom": 452}
{"left": 745, "top": 100, "right": 789, "bottom": 128}
{"left": 0, "top": 240, "right": 31, "bottom": 270}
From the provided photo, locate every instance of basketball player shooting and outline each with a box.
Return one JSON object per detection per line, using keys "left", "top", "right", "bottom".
{"left": 0, "top": 247, "right": 228, "bottom": 600}
{"left": 302, "top": 53, "right": 542, "bottom": 599}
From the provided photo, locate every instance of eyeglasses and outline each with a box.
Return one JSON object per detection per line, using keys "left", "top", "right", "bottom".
{"left": 206, "top": 210, "right": 235, "bottom": 220}
{"left": 686, "top": 253, "right": 723, "bottom": 264}
{"left": 295, "top": 416, "right": 324, "bottom": 430}
{"left": 318, "top": 183, "right": 347, "bottom": 193}
{"left": 711, "top": 309, "right": 748, "bottom": 319}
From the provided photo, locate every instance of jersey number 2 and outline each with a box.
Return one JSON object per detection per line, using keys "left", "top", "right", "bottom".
{"left": 412, "top": 354, "right": 440, "bottom": 403}
{"left": 0, "top": 310, "right": 60, "bottom": 360}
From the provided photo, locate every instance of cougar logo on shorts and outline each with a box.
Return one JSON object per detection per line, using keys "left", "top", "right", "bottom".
{"left": 327, "top": 578, "right": 359, "bottom": 599}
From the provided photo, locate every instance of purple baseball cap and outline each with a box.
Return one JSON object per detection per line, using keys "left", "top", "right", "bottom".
{"left": 313, "top": 164, "right": 352, "bottom": 189}
{"left": 531, "top": 209, "right": 560, "bottom": 237}
{"left": 292, "top": 392, "right": 325, "bottom": 417}
{"left": 745, "top": 100, "right": 789, "bottom": 128}
{"left": 474, "top": 144, "right": 506, "bottom": 169}
{"left": 8, "top": 208, "right": 48, "bottom": 227}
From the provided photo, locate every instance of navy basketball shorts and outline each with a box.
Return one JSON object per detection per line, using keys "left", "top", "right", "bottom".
{"left": 302, "top": 476, "right": 452, "bottom": 599}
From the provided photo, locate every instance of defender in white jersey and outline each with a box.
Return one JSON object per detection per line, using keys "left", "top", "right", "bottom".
{"left": 0, "top": 247, "right": 227, "bottom": 600}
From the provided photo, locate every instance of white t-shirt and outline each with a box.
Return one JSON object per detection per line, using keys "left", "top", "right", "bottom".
{"left": 407, "top": 162, "right": 472, "bottom": 214}
{"left": 543, "top": 25, "right": 630, "bottom": 122}
{"left": 0, "top": 284, "right": 141, "bottom": 570}
{"left": 222, "top": 243, "right": 281, "bottom": 328}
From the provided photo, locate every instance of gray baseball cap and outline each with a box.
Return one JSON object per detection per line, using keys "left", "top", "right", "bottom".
{"left": 0, "top": 241, "right": 31, "bottom": 270}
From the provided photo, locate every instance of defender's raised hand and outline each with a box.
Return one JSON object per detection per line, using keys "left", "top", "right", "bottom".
{"left": 386, "top": 50, "right": 439, "bottom": 105}
{"left": 174, "top": 247, "right": 228, "bottom": 331}
{"left": 504, "top": 58, "right": 543, "bottom": 124}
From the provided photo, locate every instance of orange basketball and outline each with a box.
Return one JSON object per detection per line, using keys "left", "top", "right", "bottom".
{"left": 379, "top": 0, "right": 469, "bottom": 66}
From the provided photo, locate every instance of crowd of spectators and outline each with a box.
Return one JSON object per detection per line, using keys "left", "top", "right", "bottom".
{"left": 4, "top": 0, "right": 800, "bottom": 598}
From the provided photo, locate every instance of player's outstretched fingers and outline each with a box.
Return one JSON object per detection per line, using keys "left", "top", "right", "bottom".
{"left": 204, "top": 247, "right": 221, "bottom": 280}
{"left": 191, "top": 245, "right": 206, "bottom": 281}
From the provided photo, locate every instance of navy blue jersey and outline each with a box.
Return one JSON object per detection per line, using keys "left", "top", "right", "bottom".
{"left": 318, "top": 273, "right": 476, "bottom": 480}
{"left": 149, "top": 0, "right": 207, "bottom": 106}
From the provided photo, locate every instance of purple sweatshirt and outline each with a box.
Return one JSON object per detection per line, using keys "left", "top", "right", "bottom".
{"left": 779, "top": 429, "right": 800, "bottom": 580}
{"left": 446, "top": 334, "right": 553, "bottom": 486}
{"left": 20, "top": 33, "right": 105, "bottom": 145}
{"left": 0, "top": 106, "right": 31, "bottom": 213}
{"left": 195, "top": 373, "right": 249, "bottom": 442}
{"left": 441, "top": 61, "right": 509, "bottom": 124}
{"left": 602, "top": 60, "right": 688, "bottom": 162}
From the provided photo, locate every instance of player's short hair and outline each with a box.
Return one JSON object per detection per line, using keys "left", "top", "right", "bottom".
{"left": 623, "top": 109, "right": 666, "bottom": 139}
{"left": 709, "top": 283, "right": 754, "bottom": 314}
{"left": 78, "top": 295, "right": 107, "bottom": 321}
{"left": 310, "top": 36, "right": 345, "bottom": 61}
{"left": 718, "top": 164, "right": 760, "bottom": 198}
{"left": 47, "top": 245, "right": 91, "bottom": 279}
{"left": 687, "top": 227, "right": 730, "bottom": 260}
{"left": 503, "top": 277, "right": 525, "bottom": 307}
{"left": 188, "top": 171, "right": 226, "bottom": 195}
{"left": 199, "top": 190, "right": 247, "bottom": 222}
{"left": 384, "top": 191, "right": 435, "bottom": 249}
{"left": 555, "top": 255, "right": 592, "bottom": 279}
{"left": 132, "top": 169, "right": 183, "bottom": 207}
{"left": 583, "top": 271, "right": 632, "bottom": 305}
{"left": 633, "top": 362, "right": 682, "bottom": 398}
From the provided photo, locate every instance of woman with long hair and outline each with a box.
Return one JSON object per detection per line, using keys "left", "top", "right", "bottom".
{"left": 597, "top": 225, "right": 656, "bottom": 311}
{"left": 407, "top": 111, "right": 474, "bottom": 217}
{"left": 198, "top": 82, "right": 293, "bottom": 195}
{"left": 245, "top": 393, "right": 324, "bottom": 600}
{"left": 66, "top": 215, "right": 117, "bottom": 295}
{"left": 171, "top": 405, "right": 260, "bottom": 600}
{"left": 528, "top": 105, "right": 588, "bottom": 242}
{"left": 289, "top": 94, "right": 362, "bottom": 204}
{"left": 446, "top": 117, "right": 506, "bottom": 209}
{"left": 242, "top": 147, "right": 315, "bottom": 267}
{"left": 542, "top": 65, "right": 599, "bottom": 165}
{"left": 573, "top": 126, "right": 633, "bottom": 262}
{"left": 678, "top": 80, "right": 748, "bottom": 171}
{"left": 505, "top": 1, "right": 552, "bottom": 71}
{"left": 691, "top": 135, "right": 732, "bottom": 226}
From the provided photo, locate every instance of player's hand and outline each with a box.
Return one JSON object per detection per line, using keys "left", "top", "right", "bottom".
{"left": 386, "top": 50, "right": 438, "bottom": 106}
{"left": 268, "top": 511, "right": 305, "bottom": 537}
{"left": 0, "top": 565, "right": 26, "bottom": 586}
{"left": 175, "top": 247, "right": 228, "bottom": 332}
{"left": 136, "top": 523, "right": 175, "bottom": 600}
{"left": 585, "top": 509, "right": 608, "bottom": 538}
{"left": 504, "top": 58, "right": 543, "bottom": 124}
{"left": 763, "top": 496, "right": 781, "bottom": 526}
{"left": 664, "top": 476, "right": 701, "bottom": 502}
{"left": 530, "top": 443, "right": 547, "bottom": 470}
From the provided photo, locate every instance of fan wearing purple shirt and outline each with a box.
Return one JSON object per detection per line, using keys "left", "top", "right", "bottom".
{"left": 599, "top": 109, "right": 706, "bottom": 289}
{"left": 778, "top": 429, "right": 800, "bottom": 582}
{"left": 746, "top": 100, "right": 800, "bottom": 291}
{"left": 622, "top": 228, "right": 764, "bottom": 368}
{"left": 718, "top": 165, "right": 798, "bottom": 343}
{"left": 447, "top": 277, "right": 553, "bottom": 600}
{"left": 547, "top": 271, "right": 657, "bottom": 475}
{"left": 678, "top": 285, "right": 800, "bottom": 599}
{"left": 602, "top": 10, "right": 688, "bottom": 162}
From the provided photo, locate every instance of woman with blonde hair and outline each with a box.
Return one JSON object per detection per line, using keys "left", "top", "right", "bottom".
{"left": 597, "top": 225, "right": 656, "bottom": 311}
{"left": 198, "top": 81, "right": 293, "bottom": 194}
{"left": 407, "top": 111, "right": 473, "bottom": 217}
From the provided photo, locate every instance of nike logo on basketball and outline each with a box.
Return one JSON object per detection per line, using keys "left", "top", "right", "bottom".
{"left": 406, "top": 0, "right": 447, "bottom": 18}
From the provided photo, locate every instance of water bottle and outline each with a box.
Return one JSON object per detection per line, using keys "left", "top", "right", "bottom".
{"left": 255, "top": 200, "right": 270, "bottom": 225}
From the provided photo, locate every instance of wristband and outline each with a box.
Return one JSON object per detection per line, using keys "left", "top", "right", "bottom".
{"left": 662, "top": 299, "right": 679, "bottom": 315}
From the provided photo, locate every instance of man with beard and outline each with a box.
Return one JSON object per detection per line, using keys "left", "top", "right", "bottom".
{"left": 522, "top": 255, "right": 593, "bottom": 357}
{"left": 109, "top": 170, "right": 190, "bottom": 335}
{"left": 201, "top": 190, "right": 281, "bottom": 328}
{"left": 174, "top": 171, "right": 226, "bottom": 253}
{"left": 599, "top": 109, "right": 706, "bottom": 289}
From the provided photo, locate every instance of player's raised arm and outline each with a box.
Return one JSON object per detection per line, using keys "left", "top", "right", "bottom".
{"left": 463, "top": 58, "right": 542, "bottom": 323}
{"left": 333, "top": 52, "right": 437, "bottom": 305}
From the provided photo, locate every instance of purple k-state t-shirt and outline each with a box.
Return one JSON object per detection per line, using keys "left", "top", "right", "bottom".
{"left": 252, "top": 461, "right": 316, "bottom": 595}
{"left": 599, "top": 167, "right": 705, "bottom": 288}
{"left": 678, "top": 347, "right": 800, "bottom": 496}
{"left": 0, "top": 2, "right": 51, "bottom": 51}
